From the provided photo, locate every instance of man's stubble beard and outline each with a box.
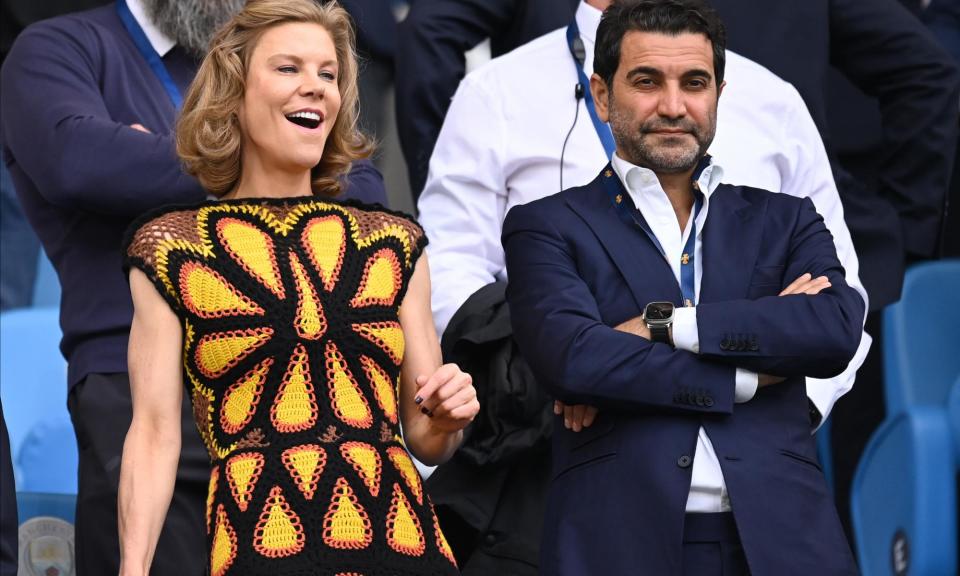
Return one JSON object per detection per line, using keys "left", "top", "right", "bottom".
{"left": 607, "top": 90, "right": 717, "bottom": 174}
{"left": 142, "top": 0, "right": 247, "bottom": 57}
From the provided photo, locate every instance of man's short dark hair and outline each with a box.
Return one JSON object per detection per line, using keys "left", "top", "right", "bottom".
{"left": 594, "top": 0, "right": 727, "bottom": 89}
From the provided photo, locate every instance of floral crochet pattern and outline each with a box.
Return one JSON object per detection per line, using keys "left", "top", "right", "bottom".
{"left": 124, "top": 198, "right": 455, "bottom": 575}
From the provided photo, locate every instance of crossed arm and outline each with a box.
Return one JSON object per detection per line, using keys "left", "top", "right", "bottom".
{"left": 503, "top": 198, "right": 865, "bottom": 419}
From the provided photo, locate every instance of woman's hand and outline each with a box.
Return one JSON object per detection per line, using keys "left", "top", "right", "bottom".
{"left": 413, "top": 363, "right": 479, "bottom": 433}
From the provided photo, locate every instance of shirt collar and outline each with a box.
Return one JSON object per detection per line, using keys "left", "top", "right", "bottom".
{"left": 610, "top": 152, "right": 725, "bottom": 203}
{"left": 577, "top": 1, "right": 603, "bottom": 48}
{"left": 124, "top": 0, "right": 176, "bottom": 57}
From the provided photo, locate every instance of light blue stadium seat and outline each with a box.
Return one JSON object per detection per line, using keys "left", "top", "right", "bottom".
{"left": 31, "top": 248, "right": 61, "bottom": 308}
{"left": 851, "top": 260, "right": 960, "bottom": 576}
{"left": 0, "top": 307, "right": 76, "bottom": 494}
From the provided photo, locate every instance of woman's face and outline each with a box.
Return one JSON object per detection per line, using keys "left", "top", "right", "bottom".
{"left": 237, "top": 22, "right": 342, "bottom": 175}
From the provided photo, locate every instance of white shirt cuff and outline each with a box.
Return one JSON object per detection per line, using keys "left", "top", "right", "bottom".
{"left": 734, "top": 369, "right": 759, "bottom": 404}
{"left": 672, "top": 307, "right": 699, "bottom": 353}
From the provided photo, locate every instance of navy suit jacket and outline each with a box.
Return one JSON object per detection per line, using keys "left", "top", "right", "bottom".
{"left": 502, "top": 167, "right": 864, "bottom": 575}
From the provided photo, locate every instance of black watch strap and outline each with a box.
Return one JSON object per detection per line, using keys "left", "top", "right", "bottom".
{"left": 649, "top": 323, "right": 671, "bottom": 345}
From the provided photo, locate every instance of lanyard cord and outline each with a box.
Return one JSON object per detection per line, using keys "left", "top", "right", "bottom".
{"left": 116, "top": 0, "right": 183, "bottom": 109}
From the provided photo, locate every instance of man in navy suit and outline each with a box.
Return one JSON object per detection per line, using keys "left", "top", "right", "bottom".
{"left": 503, "top": 1, "right": 864, "bottom": 574}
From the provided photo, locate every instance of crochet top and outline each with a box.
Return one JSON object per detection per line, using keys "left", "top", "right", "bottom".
{"left": 123, "top": 197, "right": 457, "bottom": 576}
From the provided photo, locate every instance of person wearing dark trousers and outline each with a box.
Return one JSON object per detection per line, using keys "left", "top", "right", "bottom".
{"left": 503, "top": 3, "right": 864, "bottom": 573}
{"left": 395, "top": 0, "right": 579, "bottom": 198}
{"left": 707, "top": 0, "right": 960, "bottom": 540}
{"left": 0, "top": 0, "right": 388, "bottom": 573}
{"left": 0, "top": 401, "right": 17, "bottom": 576}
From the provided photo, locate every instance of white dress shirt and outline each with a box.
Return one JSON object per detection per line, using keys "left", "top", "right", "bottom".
{"left": 419, "top": 1, "right": 870, "bottom": 470}
{"left": 610, "top": 153, "right": 756, "bottom": 512}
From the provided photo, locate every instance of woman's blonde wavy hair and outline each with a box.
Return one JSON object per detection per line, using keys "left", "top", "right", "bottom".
{"left": 176, "top": 0, "right": 371, "bottom": 197}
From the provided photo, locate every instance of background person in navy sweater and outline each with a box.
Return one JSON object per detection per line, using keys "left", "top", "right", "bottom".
{"left": 0, "top": 0, "right": 388, "bottom": 573}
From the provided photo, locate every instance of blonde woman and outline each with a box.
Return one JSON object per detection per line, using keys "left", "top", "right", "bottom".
{"left": 117, "top": 1, "right": 475, "bottom": 574}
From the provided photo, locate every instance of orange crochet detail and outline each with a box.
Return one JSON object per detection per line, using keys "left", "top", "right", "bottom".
{"left": 325, "top": 341, "right": 373, "bottom": 429}
{"left": 282, "top": 444, "right": 327, "bottom": 500}
{"left": 195, "top": 327, "right": 273, "bottom": 379}
{"left": 339, "top": 441, "right": 382, "bottom": 497}
{"left": 350, "top": 248, "right": 402, "bottom": 308}
{"left": 351, "top": 322, "right": 405, "bottom": 365}
{"left": 359, "top": 355, "right": 398, "bottom": 425}
{"left": 301, "top": 214, "right": 346, "bottom": 292}
{"left": 271, "top": 344, "right": 319, "bottom": 433}
{"left": 123, "top": 199, "right": 457, "bottom": 574}
{"left": 433, "top": 508, "right": 457, "bottom": 565}
{"left": 225, "top": 451, "right": 265, "bottom": 513}
{"left": 386, "top": 483, "right": 425, "bottom": 557}
{"left": 254, "top": 486, "right": 305, "bottom": 558}
{"left": 387, "top": 446, "right": 423, "bottom": 505}
{"left": 211, "top": 504, "right": 238, "bottom": 576}
{"left": 206, "top": 465, "right": 220, "bottom": 535}
{"left": 220, "top": 358, "right": 272, "bottom": 434}
{"left": 322, "top": 477, "right": 373, "bottom": 550}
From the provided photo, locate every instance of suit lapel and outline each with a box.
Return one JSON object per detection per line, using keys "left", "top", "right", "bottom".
{"left": 700, "top": 184, "right": 765, "bottom": 303}
{"left": 566, "top": 166, "right": 682, "bottom": 309}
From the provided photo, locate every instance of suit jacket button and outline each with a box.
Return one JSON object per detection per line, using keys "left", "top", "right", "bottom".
{"left": 484, "top": 533, "right": 497, "bottom": 545}
{"left": 705, "top": 397, "right": 714, "bottom": 407}
{"left": 677, "top": 455, "right": 692, "bottom": 468}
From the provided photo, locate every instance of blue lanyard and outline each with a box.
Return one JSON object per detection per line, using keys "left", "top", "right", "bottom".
{"left": 565, "top": 20, "right": 616, "bottom": 159}
{"left": 568, "top": 19, "right": 705, "bottom": 307}
{"left": 116, "top": 0, "right": 183, "bottom": 109}
{"left": 600, "top": 163, "right": 707, "bottom": 307}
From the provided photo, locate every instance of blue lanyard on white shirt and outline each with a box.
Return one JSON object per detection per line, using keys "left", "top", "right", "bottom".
{"left": 568, "top": 20, "right": 706, "bottom": 306}
{"left": 116, "top": 0, "right": 183, "bottom": 109}
{"left": 600, "top": 163, "right": 707, "bottom": 307}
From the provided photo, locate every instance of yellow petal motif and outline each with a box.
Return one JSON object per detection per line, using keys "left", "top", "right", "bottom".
{"left": 220, "top": 358, "right": 272, "bottom": 434}
{"left": 217, "top": 218, "right": 285, "bottom": 298}
{"left": 195, "top": 327, "right": 273, "bottom": 378}
{"left": 282, "top": 444, "right": 327, "bottom": 500}
{"left": 325, "top": 341, "right": 373, "bottom": 429}
{"left": 351, "top": 322, "right": 405, "bottom": 365}
{"left": 206, "top": 465, "right": 219, "bottom": 535}
{"left": 271, "top": 345, "right": 319, "bottom": 433}
{"left": 289, "top": 251, "right": 327, "bottom": 340}
{"left": 350, "top": 248, "right": 401, "bottom": 308}
{"left": 179, "top": 261, "right": 264, "bottom": 318}
{"left": 340, "top": 441, "right": 382, "bottom": 497}
{"left": 210, "top": 505, "right": 237, "bottom": 576}
{"left": 322, "top": 477, "right": 372, "bottom": 550}
{"left": 302, "top": 215, "right": 345, "bottom": 291}
{"left": 360, "top": 355, "right": 398, "bottom": 424}
{"left": 226, "top": 451, "right": 264, "bottom": 512}
{"left": 387, "top": 446, "right": 423, "bottom": 505}
{"left": 386, "top": 483, "right": 425, "bottom": 556}
{"left": 254, "top": 486, "right": 305, "bottom": 558}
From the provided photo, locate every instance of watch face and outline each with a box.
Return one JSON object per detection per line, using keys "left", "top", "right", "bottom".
{"left": 645, "top": 302, "right": 674, "bottom": 321}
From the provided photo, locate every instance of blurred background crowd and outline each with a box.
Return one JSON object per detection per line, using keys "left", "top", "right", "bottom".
{"left": 1, "top": 0, "right": 958, "bottom": 574}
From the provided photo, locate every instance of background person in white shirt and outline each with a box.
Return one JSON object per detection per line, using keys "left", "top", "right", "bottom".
{"left": 418, "top": 0, "right": 870, "bottom": 569}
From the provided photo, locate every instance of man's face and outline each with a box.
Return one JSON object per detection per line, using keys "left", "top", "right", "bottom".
{"left": 592, "top": 31, "right": 724, "bottom": 175}
{"left": 142, "top": 0, "right": 246, "bottom": 56}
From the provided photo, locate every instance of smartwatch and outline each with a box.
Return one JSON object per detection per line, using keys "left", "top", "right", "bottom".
{"left": 644, "top": 301, "right": 675, "bottom": 346}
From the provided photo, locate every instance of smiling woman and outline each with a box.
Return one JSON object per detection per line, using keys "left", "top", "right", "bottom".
{"left": 176, "top": 0, "right": 369, "bottom": 199}
{"left": 117, "top": 1, "right": 476, "bottom": 575}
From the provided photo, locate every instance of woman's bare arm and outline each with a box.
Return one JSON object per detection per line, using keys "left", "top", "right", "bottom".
{"left": 118, "top": 269, "right": 185, "bottom": 576}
